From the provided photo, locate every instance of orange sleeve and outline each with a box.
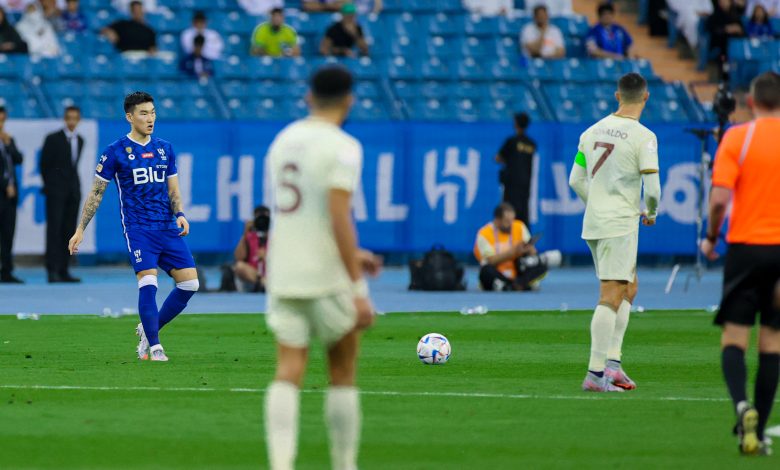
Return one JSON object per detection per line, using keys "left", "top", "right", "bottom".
{"left": 711, "top": 126, "right": 744, "bottom": 189}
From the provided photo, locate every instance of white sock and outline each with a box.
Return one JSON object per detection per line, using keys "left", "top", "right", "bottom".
{"left": 588, "top": 304, "right": 618, "bottom": 372}
{"left": 265, "top": 381, "right": 300, "bottom": 470}
{"left": 325, "top": 386, "right": 361, "bottom": 470}
{"left": 607, "top": 299, "right": 631, "bottom": 362}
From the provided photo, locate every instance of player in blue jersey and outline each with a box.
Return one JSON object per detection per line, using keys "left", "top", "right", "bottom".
{"left": 68, "top": 92, "right": 199, "bottom": 362}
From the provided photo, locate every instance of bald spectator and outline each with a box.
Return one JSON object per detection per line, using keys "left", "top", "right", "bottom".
{"left": 320, "top": 3, "right": 368, "bottom": 56}
{"left": 180, "top": 10, "right": 223, "bottom": 60}
{"left": 101, "top": 0, "right": 156, "bottom": 54}
{"left": 238, "top": 0, "right": 283, "bottom": 16}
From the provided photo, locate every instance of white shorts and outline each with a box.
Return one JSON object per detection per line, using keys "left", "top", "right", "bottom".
{"left": 586, "top": 231, "right": 638, "bottom": 282}
{"left": 266, "top": 292, "right": 357, "bottom": 348}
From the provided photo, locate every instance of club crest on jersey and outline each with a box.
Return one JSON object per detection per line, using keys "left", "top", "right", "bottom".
{"left": 157, "top": 148, "right": 167, "bottom": 161}
{"left": 125, "top": 147, "right": 133, "bottom": 153}
{"left": 96, "top": 164, "right": 103, "bottom": 172}
{"left": 142, "top": 152, "right": 154, "bottom": 159}
{"left": 128, "top": 154, "right": 136, "bottom": 161}
{"left": 133, "top": 167, "right": 166, "bottom": 185}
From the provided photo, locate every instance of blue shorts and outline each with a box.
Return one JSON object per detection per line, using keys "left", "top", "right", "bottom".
{"left": 125, "top": 229, "right": 196, "bottom": 274}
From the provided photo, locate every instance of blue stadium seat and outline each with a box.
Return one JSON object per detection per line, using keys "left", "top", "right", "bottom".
{"left": 156, "top": 80, "right": 207, "bottom": 97}
{"left": 643, "top": 98, "right": 690, "bottom": 122}
{"left": 119, "top": 58, "right": 154, "bottom": 79}
{"left": 212, "top": 10, "right": 257, "bottom": 35}
{"left": 0, "top": 54, "right": 27, "bottom": 78}
{"left": 624, "top": 59, "right": 656, "bottom": 80}
{"left": 426, "top": 36, "right": 459, "bottom": 58}
{"left": 438, "top": 0, "right": 467, "bottom": 11}
{"left": 454, "top": 98, "right": 480, "bottom": 121}
{"left": 215, "top": 55, "right": 250, "bottom": 78}
{"left": 157, "top": 33, "right": 180, "bottom": 55}
{"left": 408, "top": 0, "right": 440, "bottom": 12}
{"left": 418, "top": 81, "right": 452, "bottom": 99}
{"left": 0, "top": 79, "right": 25, "bottom": 97}
{"left": 0, "top": 96, "right": 45, "bottom": 118}
{"left": 421, "top": 57, "right": 454, "bottom": 81}
{"left": 355, "top": 81, "right": 381, "bottom": 98}
{"left": 389, "top": 35, "right": 416, "bottom": 57}
{"left": 351, "top": 98, "right": 390, "bottom": 121}
{"left": 548, "top": 59, "right": 592, "bottom": 82}
{"left": 424, "top": 12, "right": 466, "bottom": 36}
{"left": 386, "top": 13, "right": 420, "bottom": 37}
{"left": 179, "top": 98, "right": 221, "bottom": 119}
{"left": 277, "top": 58, "right": 312, "bottom": 82}
{"left": 489, "top": 56, "right": 525, "bottom": 81}
{"left": 150, "top": 57, "right": 182, "bottom": 79}
{"left": 386, "top": 56, "right": 420, "bottom": 80}
{"left": 408, "top": 98, "right": 454, "bottom": 121}
{"left": 220, "top": 79, "right": 251, "bottom": 98}
{"left": 464, "top": 15, "right": 499, "bottom": 36}
{"left": 146, "top": 13, "right": 189, "bottom": 34}
{"left": 459, "top": 36, "right": 494, "bottom": 57}
{"left": 343, "top": 57, "right": 382, "bottom": 80}
{"left": 587, "top": 58, "right": 625, "bottom": 81}
{"left": 224, "top": 34, "right": 249, "bottom": 57}
{"left": 44, "top": 80, "right": 85, "bottom": 100}
{"left": 248, "top": 56, "right": 283, "bottom": 79}
{"left": 551, "top": 16, "right": 590, "bottom": 38}
{"left": 292, "top": 12, "right": 336, "bottom": 37}
{"left": 452, "top": 81, "right": 489, "bottom": 100}
{"left": 479, "top": 98, "right": 513, "bottom": 122}
{"left": 87, "top": 80, "right": 125, "bottom": 98}
{"left": 496, "top": 36, "right": 520, "bottom": 57}
{"left": 80, "top": 98, "right": 120, "bottom": 120}
{"left": 497, "top": 16, "right": 530, "bottom": 36}
{"left": 454, "top": 57, "right": 488, "bottom": 81}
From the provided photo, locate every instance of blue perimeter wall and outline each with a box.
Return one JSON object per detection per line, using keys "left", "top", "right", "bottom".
{"left": 78, "top": 120, "right": 711, "bottom": 256}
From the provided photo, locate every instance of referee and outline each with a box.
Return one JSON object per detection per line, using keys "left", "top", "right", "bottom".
{"left": 702, "top": 71, "right": 780, "bottom": 456}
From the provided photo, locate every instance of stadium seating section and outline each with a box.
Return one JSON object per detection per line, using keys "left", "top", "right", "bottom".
{"left": 0, "top": 0, "right": 708, "bottom": 122}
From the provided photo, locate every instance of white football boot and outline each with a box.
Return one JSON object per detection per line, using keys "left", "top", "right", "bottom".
{"left": 135, "top": 323, "right": 149, "bottom": 360}
{"left": 149, "top": 344, "right": 169, "bottom": 362}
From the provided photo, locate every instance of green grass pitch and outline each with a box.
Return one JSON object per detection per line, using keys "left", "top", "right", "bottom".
{"left": 1, "top": 310, "right": 777, "bottom": 469}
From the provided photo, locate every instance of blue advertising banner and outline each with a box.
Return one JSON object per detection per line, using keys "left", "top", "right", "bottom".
{"left": 11, "top": 119, "right": 710, "bottom": 256}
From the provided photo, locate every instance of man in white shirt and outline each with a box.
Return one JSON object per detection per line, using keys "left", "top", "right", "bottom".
{"left": 525, "top": 0, "right": 573, "bottom": 16}
{"left": 569, "top": 73, "right": 661, "bottom": 393}
{"left": 264, "top": 65, "right": 381, "bottom": 470}
{"left": 521, "top": 5, "right": 565, "bottom": 58}
{"left": 462, "top": 0, "right": 513, "bottom": 16}
{"left": 239, "top": 0, "right": 283, "bottom": 16}
{"left": 667, "top": 0, "right": 713, "bottom": 48}
{"left": 180, "top": 10, "right": 224, "bottom": 61}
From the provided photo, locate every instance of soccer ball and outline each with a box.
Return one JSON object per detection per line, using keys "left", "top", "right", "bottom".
{"left": 417, "top": 333, "right": 451, "bottom": 365}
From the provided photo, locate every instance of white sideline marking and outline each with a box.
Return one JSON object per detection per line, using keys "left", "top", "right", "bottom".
{"left": 0, "top": 384, "right": 740, "bottom": 402}
{"left": 767, "top": 425, "right": 780, "bottom": 438}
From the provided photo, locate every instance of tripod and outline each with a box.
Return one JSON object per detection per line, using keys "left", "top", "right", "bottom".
{"left": 665, "top": 128, "right": 712, "bottom": 294}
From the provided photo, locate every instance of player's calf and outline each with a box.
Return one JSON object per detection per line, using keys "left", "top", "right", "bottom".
{"left": 137, "top": 274, "right": 161, "bottom": 348}
{"left": 158, "top": 278, "right": 199, "bottom": 330}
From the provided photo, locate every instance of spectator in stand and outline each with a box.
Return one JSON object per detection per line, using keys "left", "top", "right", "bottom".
{"left": 17, "top": 2, "right": 60, "bottom": 58}
{"left": 521, "top": 5, "right": 565, "bottom": 59}
{"left": 355, "top": 0, "right": 382, "bottom": 15}
{"left": 320, "top": 3, "right": 368, "bottom": 57}
{"left": 251, "top": 7, "right": 300, "bottom": 57}
{"left": 0, "top": 6, "right": 28, "bottom": 53}
{"left": 40, "top": 0, "right": 61, "bottom": 30}
{"left": 747, "top": 5, "right": 775, "bottom": 37}
{"left": 101, "top": 0, "right": 156, "bottom": 54}
{"left": 708, "top": 0, "right": 745, "bottom": 63}
{"left": 181, "top": 10, "right": 223, "bottom": 61}
{"left": 179, "top": 34, "right": 213, "bottom": 79}
{"left": 525, "top": 0, "right": 573, "bottom": 16}
{"left": 463, "top": 0, "right": 513, "bottom": 16}
{"left": 238, "top": 0, "right": 283, "bottom": 16}
{"left": 112, "top": 0, "right": 166, "bottom": 15}
{"left": 587, "top": 3, "right": 633, "bottom": 60}
{"left": 747, "top": 0, "right": 780, "bottom": 17}
{"left": 666, "top": 0, "right": 713, "bottom": 48}
{"left": 303, "top": 0, "right": 343, "bottom": 13}
{"left": 61, "top": 0, "right": 87, "bottom": 33}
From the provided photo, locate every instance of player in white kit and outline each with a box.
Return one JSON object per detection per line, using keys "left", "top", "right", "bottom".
{"left": 263, "top": 66, "right": 381, "bottom": 470}
{"left": 568, "top": 73, "right": 662, "bottom": 392}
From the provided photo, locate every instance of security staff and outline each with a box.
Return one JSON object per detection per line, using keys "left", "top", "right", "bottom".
{"left": 496, "top": 112, "right": 536, "bottom": 226}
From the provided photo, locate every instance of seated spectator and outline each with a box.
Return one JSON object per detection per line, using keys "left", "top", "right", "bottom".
{"left": 101, "top": 0, "right": 156, "bottom": 54}
{"left": 40, "top": 0, "right": 61, "bottom": 30}
{"left": 521, "top": 5, "right": 565, "bottom": 59}
{"left": 463, "top": 0, "right": 513, "bottom": 16}
{"left": 525, "top": 0, "right": 573, "bottom": 16}
{"left": 303, "top": 0, "right": 343, "bottom": 13}
{"left": 220, "top": 206, "right": 270, "bottom": 293}
{"left": 747, "top": 0, "right": 779, "bottom": 17}
{"left": 355, "top": 0, "right": 382, "bottom": 15}
{"left": 238, "top": 0, "right": 283, "bottom": 16}
{"left": 0, "top": 6, "right": 28, "bottom": 53}
{"left": 61, "top": 0, "right": 87, "bottom": 33}
{"left": 251, "top": 7, "right": 300, "bottom": 57}
{"left": 181, "top": 10, "right": 223, "bottom": 61}
{"left": 112, "top": 0, "right": 166, "bottom": 15}
{"left": 666, "top": 0, "right": 713, "bottom": 48}
{"left": 17, "top": 2, "right": 60, "bottom": 58}
{"left": 707, "top": 0, "right": 745, "bottom": 62}
{"left": 747, "top": 5, "right": 776, "bottom": 37}
{"left": 474, "top": 203, "right": 561, "bottom": 292}
{"left": 320, "top": 3, "right": 368, "bottom": 57}
{"left": 587, "top": 3, "right": 633, "bottom": 59}
{"left": 179, "top": 34, "right": 213, "bottom": 79}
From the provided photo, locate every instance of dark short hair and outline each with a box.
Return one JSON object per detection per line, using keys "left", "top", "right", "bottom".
{"left": 64, "top": 105, "right": 81, "bottom": 115}
{"left": 124, "top": 91, "right": 154, "bottom": 113}
{"left": 493, "top": 202, "right": 515, "bottom": 219}
{"left": 130, "top": 0, "right": 142, "bottom": 7}
{"left": 533, "top": 5, "right": 548, "bottom": 15}
{"left": 193, "top": 10, "right": 206, "bottom": 21}
{"left": 310, "top": 65, "right": 353, "bottom": 107}
{"left": 597, "top": 2, "right": 615, "bottom": 16}
{"left": 0, "top": 105, "right": 6, "bottom": 115}
{"left": 514, "top": 112, "right": 530, "bottom": 129}
{"left": 618, "top": 72, "right": 647, "bottom": 103}
{"left": 751, "top": 71, "right": 780, "bottom": 110}
{"left": 271, "top": 7, "right": 283, "bottom": 15}
{"left": 194, "top": 34, "right": 205, "bottom": 47}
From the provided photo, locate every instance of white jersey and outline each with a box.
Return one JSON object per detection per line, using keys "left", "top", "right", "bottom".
{"left": 266, "top": 117, "right": 363, "bottom": 298}
{"left": 577, "top": 114, "right": 659, "bottom": 240}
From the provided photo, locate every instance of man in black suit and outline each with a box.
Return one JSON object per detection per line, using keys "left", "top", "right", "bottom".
{"left": 0, "top": 106, "right": 24, "bottom": 283}
{"left": 40, "top": 106, "right": 83, "bottom": 283}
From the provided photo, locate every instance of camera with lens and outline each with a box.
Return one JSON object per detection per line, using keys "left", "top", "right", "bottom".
{"left": 253, "top": 206, "right": 271, "bottom": 245}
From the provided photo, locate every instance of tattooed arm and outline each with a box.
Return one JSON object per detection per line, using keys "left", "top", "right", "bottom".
{"left": 68, "top": 177, "right": 108, "bottom": 255}
{"left": 167, "top": 175, "right": 189, "bottom": 236}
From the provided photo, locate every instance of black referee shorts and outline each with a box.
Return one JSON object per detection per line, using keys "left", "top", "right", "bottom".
{"left": 715, "top": 243, "right": 780, "bottom": 329}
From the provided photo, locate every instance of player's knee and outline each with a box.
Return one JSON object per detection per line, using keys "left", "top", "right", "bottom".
{"left": 758, "top": 327, "right": 780, "bottom": 353}
{"left": 176, "top": 279, "right": 199, "bottom": 292}
{"left": 138, "top": 274, "right": 158, "bottom": 289}
{"left": 721, "top": 324, "right": 751, "bottom": 350}
{"left": 626, "top": 282, "right": 638, "bottom": 303}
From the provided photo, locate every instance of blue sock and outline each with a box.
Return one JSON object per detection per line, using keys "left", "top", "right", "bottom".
{"left": 159, "top": 287, "right": 196, "bottom": 330}
{"left": 138, "top": 284, "right": 160, "bottom": 346}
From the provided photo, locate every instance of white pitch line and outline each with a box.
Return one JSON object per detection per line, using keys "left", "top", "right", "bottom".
{"left": 0, "top": 384, "right": 741, "bottom": 402}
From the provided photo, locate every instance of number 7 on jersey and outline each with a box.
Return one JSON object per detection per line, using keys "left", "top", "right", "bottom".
{"left": 591, "top": 141, "right": 615, "bottom": 177}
